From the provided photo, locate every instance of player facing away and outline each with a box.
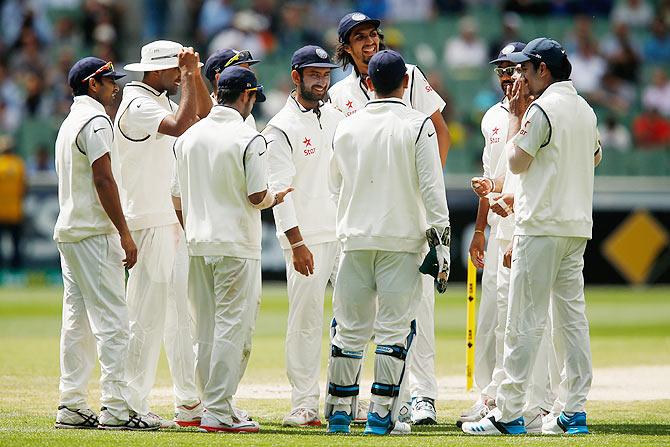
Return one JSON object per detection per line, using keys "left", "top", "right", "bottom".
{"left": 114, "top": 40, "right": 212, "bottom": 427}
{"left": 461, "top": 42, "right": 558, "bottom": 432}
{"left": 171, "top": 67, "right": 292, "bottom": 433}
{"left": 463, "top": 37, "right": 602, "bottom": 436}
{"left": 263, "top": 45, "right": 344, "bottom": 427}
{"left": 326, "top": 50, "right": 451, "bottom": 435}
{"left": 328, "top": 12, "right": 450, "bottom": 424}
{"left": 54, "top": 57, "right": 159, "bottom": 431}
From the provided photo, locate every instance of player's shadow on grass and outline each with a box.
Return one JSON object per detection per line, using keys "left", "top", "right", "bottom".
{"left": 592, "top": 424, "right": 670, "bottom": 436}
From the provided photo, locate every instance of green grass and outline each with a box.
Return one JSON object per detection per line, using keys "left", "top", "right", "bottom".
{"left": 0, "top": 284, "right": 669, "bottom": 445}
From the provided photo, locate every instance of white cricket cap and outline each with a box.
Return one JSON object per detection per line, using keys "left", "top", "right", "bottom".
{"left": 124, "top": 40, "right": 203, "bottom": 72}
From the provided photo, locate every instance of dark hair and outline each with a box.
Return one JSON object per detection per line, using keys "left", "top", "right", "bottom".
{"left": 371, "top": 76, "right": 402, "bottom": 97}
{"left": 530, "top": 56, "right": 571, "bottom": 82}
{"left": 216, "top": 88, "right": 244, "bottom": 105}
{"left": 334, "top": 31, "right": 386, "bottom": 74}
{"left": 72, "top": 74, "right": 104, "bottom": 97}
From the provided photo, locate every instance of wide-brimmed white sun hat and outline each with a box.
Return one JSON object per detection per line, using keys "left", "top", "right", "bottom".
{"left": 124, "top": 40, "right": 204, "bottom": 72}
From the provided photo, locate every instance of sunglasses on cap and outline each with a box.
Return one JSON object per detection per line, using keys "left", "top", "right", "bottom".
{"left": 223, "top": 50, "right": 253, "bottom": 70}
{"left": 81, "top": 61, "right": 114, "bottom": 83}
{"left": 493, "top": 66, "right": 516, "bottom": 77}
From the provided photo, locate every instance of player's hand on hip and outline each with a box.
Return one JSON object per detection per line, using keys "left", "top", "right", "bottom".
{"left": 120, "top": 231, "right": 138, "bottom": 269}
{"left": 178, "top": 47, "right": 198, "bottom": 72}
{"left": 469, "top": 231, "right": 485, "bottom": 269}
{"left": 274, "top": 187, "right": 294, "bottom": 206}
{"left": 470, "top": 176, "right": 493, "bottom": 197}
{"left": 502, "top": 241, "right": 513, "bottom": 269}
{"left": 490, "top": 193, "right": 514, "bottom": 217}
{"left": 292, "top": 244, "right": 314, "bottom": 276}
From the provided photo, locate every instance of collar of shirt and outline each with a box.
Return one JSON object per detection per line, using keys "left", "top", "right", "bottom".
{"left": 349, "top": 69, "right": 371, "bottom": 100}
{"left": 365, "top": 98, "right": 406, "bottom": 108}
{"left": 209, "top": 105, "right": 245, "bottom": 122}
{"left": 541, "top": 80, "right": 577, "bottom": 98}
{"left": 126, "top": 80, "right": 168, "bottom": 98}
{"left": 72, "top": 95, "right": 107, "bottom": 113}
{"left": 288, "top": 92, "right": 324, "bottom": 114}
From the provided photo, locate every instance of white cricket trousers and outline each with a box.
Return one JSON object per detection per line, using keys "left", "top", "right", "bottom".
{"left": 327, "top": 250, "right": 422, "bottom": 409}
{"left": 482, "top": 238, "right": 556, "bottom": 415}
{"left": 474, "top": 235, "right": 500, "bottom": 400}
{"left": 498, "top": 235, "right": 592, "bottom": 422}
{"left": 407, "top": 269, "right": 438, "bottom": 399}
{"left": 284, "top": 241, "right": 339, "bottom": 411}
{"left": 58, "top": 234, "right": 131, "bottom": 421}
{"left": 189, "top": 255, "right": 261, "bottom": 425}
{"left": 125, "top": 223, "right": 199, "bottom": 414}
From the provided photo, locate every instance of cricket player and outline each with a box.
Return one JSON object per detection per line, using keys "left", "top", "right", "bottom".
{"left": 114, "top": 40, "right": 211, "bottom": 427}
{"left": 203, "top": 48, "right": 260, "bottom": 129}
{"left": 263, "top": 45, "right": 343, "bottom": 427}
{"left": 171, "top": 66, "right": 292, "bottom": 433}
{"left": 328, "top": 12, "right": 450, "bottom": 424}
{"left": 326, "top": 50, "right": 451, "bottom": 435}
{"left": 54, "top": 57, "right": 159, "bottom": 431}
{"left": 462, "top": 43, "right": 558, "bottom": 432}
{"left": 463, "top": 37, "right": 602, "bottom": 436}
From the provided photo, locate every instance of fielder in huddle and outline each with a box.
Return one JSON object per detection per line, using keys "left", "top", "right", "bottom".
{"left": 263, "top": 45, "right": 343, "bottom": 427}
{"left": 328, "top": 11, "right": 450, "bottom": 425}
{"left": 326, "top": 50, "right": 450, "bottom": 436}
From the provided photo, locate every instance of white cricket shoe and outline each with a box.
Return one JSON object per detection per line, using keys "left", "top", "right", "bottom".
{"left": 98, "top": 408, "right": 160, "bottom": 431}
{"left": 234, "top": 406, "right": 252, "bottom": 421}
{"left": 390, "top": 420, "right": 411, "bottom": 435}
{"left": 175, "top": 400, "right": 203, "bottom": 427}
{"left": 462, "top": 408, "right": 527, "bottom": 435}
{"left": 55, "top": 406, "right": 98, "bottom": 429}
{"left": 411, "top": 397, "right": 437, "bottom": 425}
{"left": 199, "top": 412, "right": 260, "bottom": 433}
{"left": 457, "top": 399, "right": 494, "bottom": 426}
{"left": 282, "top": 408, "right": 322, "bottom": 427}
{"left": 524, "top": 412, "right": 544, "bottom": 433}
{"left": 147, "top": 411, "right": 178, "bottom": 429}
{"left": 396, "top": 400, "right": 412, "bottom": 423}
{"left": 352, "top": 399, "right": 369, "bottom": 424}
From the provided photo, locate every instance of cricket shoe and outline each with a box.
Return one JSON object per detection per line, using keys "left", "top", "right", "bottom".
{"left": 174, "top": 400, "right": 203, "bottom": 427}
{"left": 199, "top": 412, "right": 260, "bottom": 433}
{"left": 461, "top": 407, "right": 527, "bottom": 435}
{"left": 524, "top": 412, "right": 544, "bottom": 433}
{"left": 282, "top": 407, "right": 321, "bottom": 427}
{"left": 234, "top": 406, "right": 252, "bottom": 421}
{"left": 98, "top": 408, "right": 160, "bottom": 431}
{"left": 55, "top": 406, "right": 98, "bottom": 429}
{"left": 390, "top": 420, "right": 412, "bottom": 435}
{"left": 328, "top": 411, "right": 352, "bottom": 433}
{"left": 363, "top": 412, "right": 392, "bottom": 435}
{"left": 456, "top": 399, "right": 494, "bottom": 427}
{"left": 147, "top": 411, "right": 177, "bottom": 429}
{"left": 352, "top": 399, "right": 369, "bottom": 424}
{"left": 411, "top": 397, "right": 437, "bottom": 425}
{"left": 396, "top": 400, "right": 412, "bottom": 423}
{"left": 542, "top": 411, "right": 589, "bottom": 435}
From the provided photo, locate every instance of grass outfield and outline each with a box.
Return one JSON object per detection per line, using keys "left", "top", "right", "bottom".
{"left": 0, "top": 283, "right": 669, "bottom": 445}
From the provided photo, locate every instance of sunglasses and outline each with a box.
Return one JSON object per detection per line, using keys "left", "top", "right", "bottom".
{"left": 222, "top": 50, "right": 253, "bottom": 70}
{"left": 81, "top": 61, "right": 114, "bottom": 83}
{"left": 494, "top": 66, "right": 516, "bottom": 77}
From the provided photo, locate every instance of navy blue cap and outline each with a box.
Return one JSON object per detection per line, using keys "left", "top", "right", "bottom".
{"left": 68, "top": 57, "right": 124, "bottom": 90}
{"left": 291, "top": 45, "right": 338, "bottom": 71}
{"left": 217, "top": 66, "right": 266, "bottom": 102}
{"left": 508, "top": 37, "right": 568, "bottom": 68}
{"left": 490, "top": 41, "right": 527, "bottom": 64}
{"left": 204, "top": 49, "right": 260, "bottom": 83}
{"left": 368, "top": 50, "right": 407, "bottom": 93}
{"left": 338, "top": 12, "right": 381, "bottom": 43}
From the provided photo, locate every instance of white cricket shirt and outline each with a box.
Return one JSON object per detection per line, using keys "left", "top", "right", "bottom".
{"left": 113, "top": 81, "right": 179, "bottom": 231}
{"left": 172, "top": 106, "right": 267, "bottom": 259}
{"left": 263, "top": 94, "right": 343, "bottom": 250}
{"left": 330, "top": 98, "right": 450, "bottom": 253}
{"left": 54, "top": 95, "right": 118, "bottom": 242}
{"left": 480, "top": 98, "right": 510, "bottom": 228}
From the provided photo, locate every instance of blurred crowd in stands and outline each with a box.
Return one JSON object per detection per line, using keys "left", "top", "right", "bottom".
{"left": 0, "top": 0, "right": 669, "bottom": 180}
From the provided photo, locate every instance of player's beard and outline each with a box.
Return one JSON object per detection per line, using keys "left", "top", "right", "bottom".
{"left": 300, "top": 79, "right": 327, "bottom": 103}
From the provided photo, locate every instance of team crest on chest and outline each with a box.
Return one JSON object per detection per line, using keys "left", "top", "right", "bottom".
{"left": 303, "top": 137, "right": 316, "bottom": 156}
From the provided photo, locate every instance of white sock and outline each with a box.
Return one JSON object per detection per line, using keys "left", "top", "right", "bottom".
{"left": 334, "top": 404, "right": 350, "bottom": 414}
{"left": 372, "top": 403, "right": 389, "bottom": 418}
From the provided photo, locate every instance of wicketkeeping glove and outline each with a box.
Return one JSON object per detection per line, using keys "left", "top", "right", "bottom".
{"left": 419, "top": 227, "right": 451, "bottom": 293}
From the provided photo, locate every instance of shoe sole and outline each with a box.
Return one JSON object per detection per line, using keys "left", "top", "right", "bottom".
{"left": 98, "top": 424, "right": 160, "bottom": 431}
{"left": 54, "top": 423, "right": 97, "bottom": 429}
{"left": 413, "top": 417, "right": 437, "bottom": 425}
{"left": 199, "top": 425, "right": 260, "bottom": 433}
{"left": 175, "top": 420, "right": 202, "bottom": 427}
{"left": 352, "top": 419, "right": 367, "bottom": 425}
{"left": 328, "top": 425, "right": 350, "bottom": 433}
{"left": 282, "top": 420, "right": 322, "bottom": 427}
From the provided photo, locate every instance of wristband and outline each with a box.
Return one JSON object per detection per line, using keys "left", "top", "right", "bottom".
{"left": 291, "top": 240, "right": 305, "bottom": 249}
{"left": 487, "top": 177, "right": 495, "bottom": 192}
{"left": 474, "top": 229, "right": 485, "bottom": 235}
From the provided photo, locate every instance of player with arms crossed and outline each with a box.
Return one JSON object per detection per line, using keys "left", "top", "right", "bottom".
{"left": 463, "top": 37, "right": 602, "bottom": 436}
{"left": 263, "top": 45, "right": 343, "bottom": 427}
{"left": 172, "top": 67, "right": 291, "bottom": 433}
{"left": 326, "top": 50, "right": 450, "bottom": 435}
{"left": 54, "top": 57, "right": 159, "bottom": 431}
{"left": 114, "top": 40, "right": 211, "bottom": 427}
{"left": 328, "top": 11, "right": 450, "bottom": 425}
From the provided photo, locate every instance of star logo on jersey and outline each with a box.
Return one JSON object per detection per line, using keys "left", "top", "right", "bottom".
{"left": 492, "top": 127, "right": 500, "bottom": 135}
{"left": 303, "top": 137, "right": 312, "bottom": 147}
{"left": 346, "top": 100, "right": 353, "bottom": 109}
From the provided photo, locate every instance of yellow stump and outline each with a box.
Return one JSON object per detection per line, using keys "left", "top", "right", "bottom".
{"left": 466, "top": 255, "right": 477, "bottom": 391}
